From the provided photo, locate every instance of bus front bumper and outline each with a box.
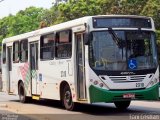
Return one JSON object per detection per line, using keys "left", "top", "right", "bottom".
{"left": 89, "top": 84, "right": 159, "bottom": 103}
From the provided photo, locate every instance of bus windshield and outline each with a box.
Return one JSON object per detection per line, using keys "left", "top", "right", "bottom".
{"left": 89, "top": 30, "right": 158, "bottom": 71}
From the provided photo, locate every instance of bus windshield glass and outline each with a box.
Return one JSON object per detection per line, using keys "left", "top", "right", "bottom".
{"left": 89, "top": 30, "right": 158, "bottom": 71}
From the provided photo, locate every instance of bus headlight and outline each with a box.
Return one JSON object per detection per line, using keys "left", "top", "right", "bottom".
{"left": 99, "top": 83, "right": 104, "bottom": 88}
{"left": 154, "top": 78, "right": 158, "bottom": 84}
{"left": 147, "top": 77, "right": 159, "bottom": 88}
{"left": 149, "top": 81, "right": 154, "bottom": 86}
{"left": 90, "top": 79, "right": 106, "bottom": 88}
{"left": 93, "top": 81, "right": 98, "bottom": 85}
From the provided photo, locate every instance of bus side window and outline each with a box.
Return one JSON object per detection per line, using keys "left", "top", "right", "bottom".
{"left": 56, "top": 30, "right": 72, "bottom": 59}
{"left": 40, "top": 33, "right": 55, "bottom": 60}
{"left": 20, "top": 40, "right": 28, "bottom": 62}
{"left": 2, "top": 44, "right": 6, "bottom": 64}
{"left": 13, "top": 41, "right": 20, "bottom": 63}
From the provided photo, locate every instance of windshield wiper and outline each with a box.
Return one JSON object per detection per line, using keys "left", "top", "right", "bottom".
{"left": 108, "top": 28, "right": 124, "bottom": 48}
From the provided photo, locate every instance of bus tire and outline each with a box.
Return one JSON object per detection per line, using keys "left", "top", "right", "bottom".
{"left": 62, "top": 84, "right": 75, "bottom": 111}
{"left": 114, "top": 101, "right": 131, "bottom": 110}
{"left": 18, "top": 82, "right": 30, "bottom": 103}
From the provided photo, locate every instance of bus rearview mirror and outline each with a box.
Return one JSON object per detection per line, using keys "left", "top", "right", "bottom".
{"left": 84, "top": 33, "right": 92, "bottom": 45}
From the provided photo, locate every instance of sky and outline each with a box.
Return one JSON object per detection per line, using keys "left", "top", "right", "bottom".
{"left": 0, "top": 0, "right": 54, "bottom": 19}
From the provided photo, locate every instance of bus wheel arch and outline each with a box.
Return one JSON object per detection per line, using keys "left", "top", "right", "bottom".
{"left": 60, "top": 81, "right": 75, "bottom": 110}
{"left": 18, "top": 80, "right": 30, "bottom": 103}
{"left": 114, "top": 101, "right": 131, "bottom": 110}
{"left": 18, "top": 80, "right": 23, "bottom": 95}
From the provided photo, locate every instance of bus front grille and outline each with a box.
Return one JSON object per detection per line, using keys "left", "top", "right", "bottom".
{"left": 109, "top": 75, "right": 146, "bottom": 83}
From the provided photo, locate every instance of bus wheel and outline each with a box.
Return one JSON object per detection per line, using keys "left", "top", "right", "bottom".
{"left": 18, "top": 82, "right": 30, "bottom": 103}
{"left": 62, "top": 85, "right": 75, "bottom": 110}
{"left": 114, "top": 101, "right": 131, "bottom": 110}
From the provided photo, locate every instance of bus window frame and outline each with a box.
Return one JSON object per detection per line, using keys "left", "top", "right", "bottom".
{"left": 20, "top": 39, "right": 28, "bottom": 63}
{"left": 2, "top": 44, "right": 6, "bottom": 64}
{"left": 13, "top": 41, "right": 20, "bottom": 63}
{"left": 55, "top": 29, "right": 72, "bottom": 59}
{"left": 40, "top": 33, "right": 55, "bottom": 61}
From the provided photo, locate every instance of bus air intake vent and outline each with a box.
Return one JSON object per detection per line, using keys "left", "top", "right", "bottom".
{"left": 109, "top": 75, "right": 146, "bottom": 83}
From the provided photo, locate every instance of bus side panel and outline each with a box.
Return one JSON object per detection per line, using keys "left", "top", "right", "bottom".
{"left": 39, "top": 59, "right": 75, "bottom": 101}
{"left": 11, "top": 64, "right": 17, "bottom": 94}
{"left": 84, "top": 46, "right": 91, "bottom": 103}
{"left": 12, "top": 63, "right": 31, "bottom": 96}
{"left": 15, "top": 62, "right": 32, "bottom": 97}
{"left": 2, "top": 64, "right": 8, "bottom": 92}
{"left": 38, "top": 60, "right": 60, "bottom": 100}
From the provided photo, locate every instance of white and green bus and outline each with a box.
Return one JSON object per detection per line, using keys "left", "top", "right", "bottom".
{"left": 1, "top": 15, "right": 159, "bottom": 110}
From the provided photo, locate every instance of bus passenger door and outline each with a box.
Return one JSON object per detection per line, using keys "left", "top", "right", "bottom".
{"left": 7, "top": 46, "right": 13, "bottom": 93}
{"left": 76, "top": 33, "right": 86, "bottom": 100}
{"left": 30, "top": 42, "right": 40, "bottom": 95}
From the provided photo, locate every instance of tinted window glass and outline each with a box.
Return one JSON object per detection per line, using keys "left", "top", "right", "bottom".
{"left": 2, "top": 44, "right": 6, "bottom": 64}
{"left": 13, "top": 42, "right": 19, "bottom": 62}
{"left": 20, "top": 40, "right": 28, "bottom": 62}
{"left": 56, "top": 30, "right": 72, "bottom": 59}
{"left": 40, "top": 34, "right": 55, "bottom": 60}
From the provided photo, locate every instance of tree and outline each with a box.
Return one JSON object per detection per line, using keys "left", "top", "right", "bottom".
{"left": 55, "top": 0, "right": 101, "bottom": 23}
{"left": 39, "top": 21, "right": 47, "bottom": 28}
{"left": 40, "top": 6, "right": 59, "bottom": 26}
{"left": 0, "top": 7, "right": 45, "bottom": 42}
{"left": 141, "top": 0, "right": 160, "bottom": 29}
{"left": 97, "top": 0, "right": 149, "bottom": 15}
{"left": 14, "top": 7, "right": 45, "bottom": 34}
{"left": 141, "top": 0, "right": 160, "bottom": 64}
{"left": 0, "top": 15, "right": 15, "bottom": 39}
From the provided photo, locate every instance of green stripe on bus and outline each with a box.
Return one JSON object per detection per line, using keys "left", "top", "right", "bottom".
{"left": 89, "top": 84, "right": 159, "bottom": 103}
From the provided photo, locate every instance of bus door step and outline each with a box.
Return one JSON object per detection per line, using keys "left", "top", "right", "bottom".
{"left": 78, "top": 99, "right": 87, "bottom": 102}
{"left": 8, "top": 92, "right": 14, "bottom": 95}
{"left": 32, "top": 95, "right": 40, "bottom": 100}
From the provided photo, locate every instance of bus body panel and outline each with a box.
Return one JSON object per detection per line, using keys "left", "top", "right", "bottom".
{"left": 38, "top": 59, "right": 75, "bottom": 100}
{"left": 88, "top": 67, "right": 159, "bottom": 103}
{"left": 89, "top": 83, "right": 159, "bottom": 103}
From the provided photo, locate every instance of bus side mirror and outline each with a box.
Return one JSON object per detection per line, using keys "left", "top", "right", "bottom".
{"left": 84, "top": 33, "right": 92, "bottom": 45}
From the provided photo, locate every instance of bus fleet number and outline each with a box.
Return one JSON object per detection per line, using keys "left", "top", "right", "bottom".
{"left": 61, "top": 71, "right": 66, "bottom": 77}
{"left": 136, "top": 83, "right": 144, "bottom": 88}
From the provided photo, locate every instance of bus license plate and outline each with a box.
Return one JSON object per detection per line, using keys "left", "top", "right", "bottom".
{"left": 123, "top": 93, "right": 135, "bottom": 99}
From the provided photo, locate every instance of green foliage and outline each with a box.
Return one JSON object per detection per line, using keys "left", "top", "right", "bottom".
{"left": 49, "top": 0, "right": 101, "bottom": 24}
{"left": 39, "top": 7, "right": 59, "bottom": 26}
{"left": 14, "top": 7, "right": 44, "bottom": 34}
{"left": 141, "top": 0, "right": 160, "bottom": 29}
{"left": 0, "top": 7, "right": 44, "bottom": 41}
{"left": 96, "top": 0, "right": 149, "bottom": 15}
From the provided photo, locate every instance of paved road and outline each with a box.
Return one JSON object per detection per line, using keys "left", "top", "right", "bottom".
{"left": 0, "top": 92, "right": 160, "bottom": 120}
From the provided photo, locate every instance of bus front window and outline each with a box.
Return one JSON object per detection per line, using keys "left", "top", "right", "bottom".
{"left": 89, "top": 31, "right": 158, "bottom": 71}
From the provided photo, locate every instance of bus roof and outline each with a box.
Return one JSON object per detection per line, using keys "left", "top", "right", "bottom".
{"left": 2, "top": 15, "right": 152, "bottom": 43}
